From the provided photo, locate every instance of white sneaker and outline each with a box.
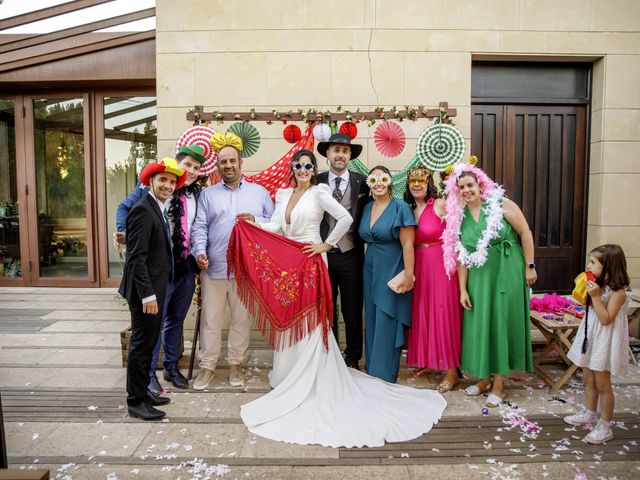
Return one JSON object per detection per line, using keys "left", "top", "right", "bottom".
{"left": 584, "top": 420, "right": 613, "bottom": 444}
{"left": 229, "top": 365, "right": 245, "bottom": 387}
{"left": 192, "top": 368, "right": 215, "bottom": 391}
{"left": 563, "top": 410, "right": 597, "bottom": 427}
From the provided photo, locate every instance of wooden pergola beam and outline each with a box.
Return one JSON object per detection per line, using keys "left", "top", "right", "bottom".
{"left": 0, "top": 8, "right": 156, "bottom": 54}
{"left": 104, "top": 100, "right": 156, "bottom": 120}
{"left": 185, "top": 103, "right": 457, "bottom": 124}
{"left": 0, "top": 0, "right": 113, "bottom": 31}
{"left": 0, "top": 30, "right": 155, "bottom": 74}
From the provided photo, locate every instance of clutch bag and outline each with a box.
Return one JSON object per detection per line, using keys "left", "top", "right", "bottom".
{"left": 387, "top": 269, "right": 414, "bottom": 293}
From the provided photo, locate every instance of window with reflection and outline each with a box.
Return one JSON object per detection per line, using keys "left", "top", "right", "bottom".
{"left": 0, "top": 99, "right": 21, "bottom": 278}
{"left": 104, "top": 96, "right": 157, "bottom": 278}
{"left": 34, "top": 98, "right": 88, "bottom": 277}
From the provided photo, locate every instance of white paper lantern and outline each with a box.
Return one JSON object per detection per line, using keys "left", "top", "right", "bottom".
{"left": 312, "top": 123, "right": 332, "bottom": 142}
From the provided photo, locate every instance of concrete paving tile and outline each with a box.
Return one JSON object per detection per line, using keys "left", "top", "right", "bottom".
{"left": 158, "top": 391, "right": 218, "bottom": 418}
{"left": 0, "top": 301, "right": 123, "bottom": 310}
{"left": 4, "top": 422, "right": 62, "bottom": 456}
{"left": 40, "top": 320, "right": 129, "bottom": 333}
{"left": 0, "top": 368, "right": 54, "bottom": 388}
{"left": 0, "top": 333, "right": 111, "bottom": 347}
{"left": 291, "top": 466, "right": 410, "bottom": 479}
{"left": 29, "top": 422, "right": 152, "bottom": 457}
{"left": 43, "top": 309, "right": 130, "bottom": 320}
{"left": 208, "top": 392, "right": 263, "bottom": 419}
{"left": 46, "top": 349, "right": 122, "bottom": 366}
{"left": 14, "top": 463, "right": 294, "bottom": 479}
{"left": 240, "top": 435, "right": 339, "bottom": 459}
{"left": 134, "top": 423, "right": 248, "bottom": 458}
{"left": 36, "top": 367, "right": 126, "bottom": 389}
{"left": 0, "top": 349, "right": 57, "bottom": 365}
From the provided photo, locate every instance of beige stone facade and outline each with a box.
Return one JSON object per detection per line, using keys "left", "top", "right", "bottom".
{"left": 156, "top": 0, "right": 640, "bottom": 286}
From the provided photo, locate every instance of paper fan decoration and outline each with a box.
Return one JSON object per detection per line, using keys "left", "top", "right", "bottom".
{"left": 339, "top": 122, "right": 357, "bottom": 140}
{"left": 416, "top": 123, "right": 465, "bottom": 171}
{"left": 229, "top": 122, "right": 261, "bottom": 158}
{"left": 175, "top": 125, "right": 218, "bottom": 175}
{"left": 373, "top": 121, "right": 406, "bottom": 158}
{"left": 283, "top": 124, "right": 302, "bottom": 144}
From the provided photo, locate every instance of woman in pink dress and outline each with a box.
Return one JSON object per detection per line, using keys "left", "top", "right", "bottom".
{"left": 404, "top": 168, "right": 462, "bottom": 393}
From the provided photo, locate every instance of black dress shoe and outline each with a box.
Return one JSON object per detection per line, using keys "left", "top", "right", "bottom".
{"left": 163, "top": 367, "right": 188, "bottom": 389}
{"left": 148, "top": 373, "right": 163, "bottom": 395}
{"left": 146, "top": 392, "right": 171, "bottom": 406}
{"left": 345, "top": 358, "right": 360, "bottom": 370}
{"left": 128, "top": 402, "right": 166, "bottom": 421}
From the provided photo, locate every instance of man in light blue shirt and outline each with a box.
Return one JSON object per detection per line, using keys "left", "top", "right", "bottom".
{"left": 190, "top": 138, "right": 274, "bottom": 390}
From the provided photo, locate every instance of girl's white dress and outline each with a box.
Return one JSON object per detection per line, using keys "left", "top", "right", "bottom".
{"left": 568, "top": 286, "right": 630, "bottom": 377}
{"left": 241, "top": 184, "right": 447, "bottom": 448}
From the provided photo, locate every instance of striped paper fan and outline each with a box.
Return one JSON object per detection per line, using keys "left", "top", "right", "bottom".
{"left": 416, "top": 123, "right": 465, "bottom": 171}
{"left": 229, "top": 122, "right": 261, "bottom": 158}
{"left": 175, "top": 125, "right": 218, "bottom": 175}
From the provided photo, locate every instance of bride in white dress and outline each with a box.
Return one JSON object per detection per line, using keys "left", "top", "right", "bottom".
{"left": 241, "top": 149, "right": 447, "bottom": 448}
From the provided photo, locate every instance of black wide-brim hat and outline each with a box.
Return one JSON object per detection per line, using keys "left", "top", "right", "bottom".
{"left": 317, "top": 132, "right": 363, "bottom": 159}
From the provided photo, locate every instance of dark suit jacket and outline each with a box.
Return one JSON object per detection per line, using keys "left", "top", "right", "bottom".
{"left": 317, "top": 171, "right": 369, "bottom": 249}
{"left": 118, "top": 194, "right": 172, "bottom": 305}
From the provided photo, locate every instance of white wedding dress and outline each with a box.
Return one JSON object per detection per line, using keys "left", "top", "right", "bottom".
{"left": 241, "top": 184, "right": 447, "bottom": 448}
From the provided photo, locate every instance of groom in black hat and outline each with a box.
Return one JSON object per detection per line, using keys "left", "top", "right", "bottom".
{"left": 317, "top": 133, "right": 369, "bottom": 370}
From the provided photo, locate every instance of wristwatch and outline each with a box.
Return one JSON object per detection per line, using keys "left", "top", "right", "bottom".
{"left": 527, "top": 262, "right": 536, "bottom": 269}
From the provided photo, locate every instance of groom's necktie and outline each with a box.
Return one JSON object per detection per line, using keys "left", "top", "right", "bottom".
{"left": 333, "top": 177, "right": 343, "bottom": 202}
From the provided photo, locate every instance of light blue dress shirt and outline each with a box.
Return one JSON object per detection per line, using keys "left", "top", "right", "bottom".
{"left": 191, "top": 177, "right": 274, "bottom": 279}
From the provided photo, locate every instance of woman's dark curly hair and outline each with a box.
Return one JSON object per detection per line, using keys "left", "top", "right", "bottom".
{"left": 403, "top": 168, "right": 438, "bottom": 208}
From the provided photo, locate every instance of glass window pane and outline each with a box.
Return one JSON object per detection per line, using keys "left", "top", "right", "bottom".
{"left": 104, "top": 96, "right": 157, "bottom": 278}
{"left": 0, "top": 99, "right": 22, "bottom": 279}
{"left": 34, "top": 98, "right": 88, "bottom": 277}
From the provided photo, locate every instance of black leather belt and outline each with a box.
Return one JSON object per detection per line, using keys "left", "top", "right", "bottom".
{"left": 328, "top": 248, "right": 341, "bottom": 254}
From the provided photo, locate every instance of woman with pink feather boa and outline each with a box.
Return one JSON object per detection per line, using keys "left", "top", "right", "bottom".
{"left": 441, "top": 160, "right": 537, "bottom": 408}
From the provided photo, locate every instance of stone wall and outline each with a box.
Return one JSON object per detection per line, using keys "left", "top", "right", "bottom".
{"left": 156, "top": 0, "right": 640, "bottom": 286}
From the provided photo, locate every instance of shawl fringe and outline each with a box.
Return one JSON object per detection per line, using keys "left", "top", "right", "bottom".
{"left": 227, "top": 219, "right": 332, "bottom": 351}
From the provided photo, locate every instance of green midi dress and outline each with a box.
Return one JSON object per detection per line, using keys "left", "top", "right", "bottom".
{"left": 459, "top": 205, "right": 533, "bottom": 379}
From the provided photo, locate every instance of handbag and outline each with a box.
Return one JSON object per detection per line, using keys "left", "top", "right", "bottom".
{"left": 387, "top": 269, "right": 414, "bottom": 294}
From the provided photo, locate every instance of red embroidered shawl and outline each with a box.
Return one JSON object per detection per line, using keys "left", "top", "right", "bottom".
{"left": 227, "top": 219, "right": 334, "bottom": 350}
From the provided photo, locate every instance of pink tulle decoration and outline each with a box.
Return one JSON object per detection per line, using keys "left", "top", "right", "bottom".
{"left": 441, "top": 164, "right": 500, "bottom": 277}
{"left": 529, "top": 293, "right": 574, "bottom": 313}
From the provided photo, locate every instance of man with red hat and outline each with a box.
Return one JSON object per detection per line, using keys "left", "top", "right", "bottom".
{"left": 114, "top": 145, "right": 207, "bottom": 394}
{"left": 119, "top": 158, "right": 185, "bottom": 421}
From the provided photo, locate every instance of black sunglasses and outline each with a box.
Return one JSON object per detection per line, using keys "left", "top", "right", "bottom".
{"left": 293, "top": 162, "right": 314, "bottom": 171}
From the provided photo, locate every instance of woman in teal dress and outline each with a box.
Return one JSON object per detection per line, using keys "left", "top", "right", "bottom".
{"left": 442, "top": 162, "right": 537, "bottom": 408}
{"left": 358, "top": 165, "right": 416, "bottom": 383}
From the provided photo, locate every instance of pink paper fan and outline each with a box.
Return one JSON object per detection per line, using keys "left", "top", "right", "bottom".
{"left": 176, "top": 125, "right": 218, "bottom": 175}
{"left": 374, "top": 121, "right": 405, "bottom": 158}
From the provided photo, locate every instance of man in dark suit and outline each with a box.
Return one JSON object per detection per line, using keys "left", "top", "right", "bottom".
{"left": 119, "top": 158, "right": 185, "bottom": 420}
{"left": 316, "top": 133, "right": 369, "bottom": 370}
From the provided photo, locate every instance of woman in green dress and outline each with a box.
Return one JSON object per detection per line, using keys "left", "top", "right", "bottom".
{"left": 358, "top": 165, "right": 416, "bottom": 383}
{"left": 441, "top": 161, "right": 537, "bottom": 407}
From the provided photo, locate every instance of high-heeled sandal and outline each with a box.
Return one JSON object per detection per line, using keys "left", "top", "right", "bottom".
{"left": 437, "top": 376, "right": 460, "bottom": 393}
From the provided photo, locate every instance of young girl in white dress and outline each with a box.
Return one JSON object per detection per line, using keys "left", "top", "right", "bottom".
{"left": 565, "top": 244, "right": 631, "bottom": 444}
{"left": 241, "top": 149, "right": 446, "bottom": 448}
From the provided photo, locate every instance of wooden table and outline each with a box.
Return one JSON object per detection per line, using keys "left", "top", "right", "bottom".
{"left": 530, "top": 310, "right": 582, "bottom": 394}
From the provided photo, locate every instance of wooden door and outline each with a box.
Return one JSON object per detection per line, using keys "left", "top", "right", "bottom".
{"left": 471, "top": 105, "right": 588, "bottom": 292}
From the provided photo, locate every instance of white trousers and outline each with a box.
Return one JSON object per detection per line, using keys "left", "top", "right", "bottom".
{"left": 198, "top": 275, "right": 251, "bottom": 370}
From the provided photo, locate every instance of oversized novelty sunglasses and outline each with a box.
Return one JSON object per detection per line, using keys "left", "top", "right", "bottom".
{"left": 367, "top": 174, "right": 391, "bottom": 186}
{"left": 293, "top": 162, "right": 314, "bottom": 171}
{"left": 408, "top": 177, "right": 428, "bottom": 186}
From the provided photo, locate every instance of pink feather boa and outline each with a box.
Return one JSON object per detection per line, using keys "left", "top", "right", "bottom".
{"left": 441, "top": 164, "right": 502, "bottom": 277}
